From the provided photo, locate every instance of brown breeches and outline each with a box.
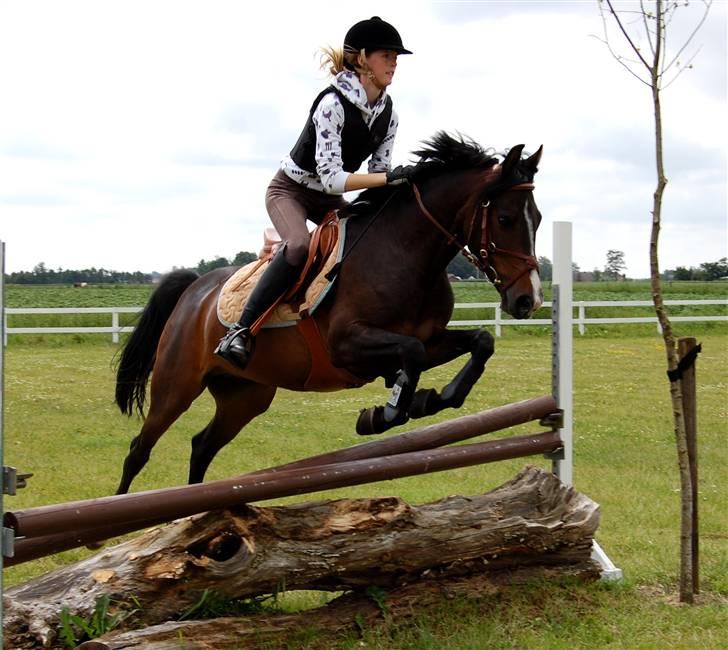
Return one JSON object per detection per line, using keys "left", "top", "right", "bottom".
{"left": 265, "top": 170, "right": 346, "bottom": 267}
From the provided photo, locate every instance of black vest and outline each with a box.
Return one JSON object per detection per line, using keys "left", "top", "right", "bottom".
{"left": 289, "top": 87, "right": 393, "bottom": 174}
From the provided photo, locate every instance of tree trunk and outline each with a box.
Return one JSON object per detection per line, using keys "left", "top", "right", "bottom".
{"left": 648, "top": 0, "right": 694, "bottom": 604}
{"left": 3, "top": 466, "right": 601, "bottom": 649}
{"left": 78, "top": 567, "right": 599, "bottom": 650}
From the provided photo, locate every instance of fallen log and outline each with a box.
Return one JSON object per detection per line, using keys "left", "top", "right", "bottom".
{"left": 3, "top": 467, "right": 600, "bottom": 649}
{"left": 85, "top": 567, "right": 599, "bottom": 650}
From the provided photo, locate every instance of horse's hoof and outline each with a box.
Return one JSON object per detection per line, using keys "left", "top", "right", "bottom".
{"left": 357, "top": 405, "right": 411, "bottom": 435}
{"left": 86, "top": 541, "right": 104, "bottom": 551}
{"left": 356, "top": 406, "right": 382, "bottom": 435}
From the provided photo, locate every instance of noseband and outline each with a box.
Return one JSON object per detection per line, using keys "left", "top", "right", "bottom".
{"left": 411, "top": 182, "right": 539, "bottom": 292}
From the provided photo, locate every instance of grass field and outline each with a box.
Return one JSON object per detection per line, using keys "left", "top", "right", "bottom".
{"left": 2, "top": 322, "right": 727, "bottom": 647}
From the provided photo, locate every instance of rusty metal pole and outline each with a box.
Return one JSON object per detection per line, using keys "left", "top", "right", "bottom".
{"left": 5, "top": 430, "right": 561, "bottom": 564}
{"left": 246, "top": 394, "right": 557, "bottom": 476}
{"left": 5, "top": 395, "right": 558, "bottom": 565}
{"left": 5, "top": 394, "right": 556, "bottom": 540}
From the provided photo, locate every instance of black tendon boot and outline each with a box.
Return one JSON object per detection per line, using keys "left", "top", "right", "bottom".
{"left": 215, "top": 246, "right": 300, "bottom": 367}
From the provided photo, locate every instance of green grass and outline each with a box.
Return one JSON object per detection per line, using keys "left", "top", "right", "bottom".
{"left": 2, "top": 332, "right": 727, "bottom": 648}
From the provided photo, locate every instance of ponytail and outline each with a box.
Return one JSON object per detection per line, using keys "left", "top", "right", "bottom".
{"left": 318, "top": 45, "right": 362, "bottom": 76}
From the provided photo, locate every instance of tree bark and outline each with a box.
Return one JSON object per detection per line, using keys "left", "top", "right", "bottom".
{"left": 3, "top": 466, "right": 600, "bottom": 649}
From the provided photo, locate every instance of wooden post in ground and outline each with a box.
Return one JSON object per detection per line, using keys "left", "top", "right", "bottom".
{"left": 678, "top": 336, "right": 699, "bottom": 594}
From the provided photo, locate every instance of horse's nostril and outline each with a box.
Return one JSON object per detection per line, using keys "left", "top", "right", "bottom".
{"left": 515, "top": 295, "right": 534, "bottom": 319}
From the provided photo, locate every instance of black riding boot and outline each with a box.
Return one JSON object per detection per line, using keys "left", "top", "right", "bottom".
{"left": 215, "top": 246, "right": 300, "bottom": 368}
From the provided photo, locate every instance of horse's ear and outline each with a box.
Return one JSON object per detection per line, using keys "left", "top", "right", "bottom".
{"left": 524, "top": 145, "right": 543, "bottom": 173}
{"left": 502, "top": 144, "right": 525, "bottom": 178}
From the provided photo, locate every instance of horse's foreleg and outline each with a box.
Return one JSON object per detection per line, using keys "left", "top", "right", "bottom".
{"left": 356, "top": 365, "right": 418, "bottom": 435}
{"left": 409, "top": 328, "right": 494, "bottom": 419}
{"left": 331, "top": 326, "right": 427, "bottom": 436}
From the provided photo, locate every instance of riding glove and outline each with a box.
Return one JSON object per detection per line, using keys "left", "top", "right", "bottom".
{"left": 386, "top": 165, "right": 417, "bottom": 185}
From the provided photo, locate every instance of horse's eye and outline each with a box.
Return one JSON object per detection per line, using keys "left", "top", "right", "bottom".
{"left": 497, "top": 214, "right": 511, "bottom": 226}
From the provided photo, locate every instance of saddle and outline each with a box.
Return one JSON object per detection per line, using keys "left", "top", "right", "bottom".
{"left": 217, "top": 212, "right": 364, "bottom": 390}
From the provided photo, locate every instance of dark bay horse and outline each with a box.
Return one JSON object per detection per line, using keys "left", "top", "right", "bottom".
{"left": 115, "top": 133, "right": 544, "bottom": 494}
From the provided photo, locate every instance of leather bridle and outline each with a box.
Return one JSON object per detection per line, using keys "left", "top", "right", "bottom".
{"left": 411, "top": 182, "right": 539, "bottom": 292}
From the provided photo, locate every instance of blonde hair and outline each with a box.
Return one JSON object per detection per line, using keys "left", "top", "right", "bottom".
{"left": 318, "top": 45, "right": 366, "bottom": 76}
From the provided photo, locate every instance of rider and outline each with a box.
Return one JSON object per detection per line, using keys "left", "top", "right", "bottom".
{"left": 216, "top": 16, "right": 416, "bottom": 367}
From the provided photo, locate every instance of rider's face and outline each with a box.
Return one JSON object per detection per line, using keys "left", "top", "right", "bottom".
{"left": 364, "top": 49, "right": 398, "bottom": 88}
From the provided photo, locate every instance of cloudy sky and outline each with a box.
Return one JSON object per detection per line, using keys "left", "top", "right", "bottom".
{"left": 1, "top": 0, "right": 725, "bottom": 278}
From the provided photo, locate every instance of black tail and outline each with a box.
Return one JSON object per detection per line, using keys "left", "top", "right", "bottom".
{"left": 115, "top": 270, "right": 199, "bottom": 417}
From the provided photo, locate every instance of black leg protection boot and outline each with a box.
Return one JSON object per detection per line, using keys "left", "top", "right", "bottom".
{"left": 215, "top": 246, "right": 301, "bottom": 368}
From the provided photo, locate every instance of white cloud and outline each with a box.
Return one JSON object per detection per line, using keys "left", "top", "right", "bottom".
{"left": 0, "top": 0, "right": 725, "bottom": 277}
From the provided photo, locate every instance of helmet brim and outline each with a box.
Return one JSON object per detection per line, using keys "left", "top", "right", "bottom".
{"left": 368, "top": 44, "right": 413, "bottom": 55}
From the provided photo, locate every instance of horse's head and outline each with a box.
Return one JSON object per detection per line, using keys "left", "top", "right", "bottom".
{"left": 359, "top": 133, "right": 544, "bottom": 320}
{"left": 472, "top": 145, "right": 544, "bottom": 319}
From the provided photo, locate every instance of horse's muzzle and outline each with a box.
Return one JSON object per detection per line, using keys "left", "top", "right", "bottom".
{"left": 512, "top": 294, "right": 535, "bottom": 320}
{"left": 503, "top": 271, "right": 543, "bottom": 320}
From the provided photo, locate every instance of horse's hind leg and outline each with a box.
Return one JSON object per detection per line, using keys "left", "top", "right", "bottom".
{"left": 116, "top": 377, "right": 205, "bottom": 495}
{"left": 189, "top": 379, "right": 277, "bottom": 484}
{"left": 409, "top": 328, "right": 494, "bottom": 419}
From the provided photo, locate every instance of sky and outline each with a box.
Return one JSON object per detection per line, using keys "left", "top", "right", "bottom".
{"left": 0, "top": 0, "right": 726, "bottom": 278}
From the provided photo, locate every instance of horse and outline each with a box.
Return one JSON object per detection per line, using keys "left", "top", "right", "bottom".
{"left": 114, "top": 132, "right": 544, "bottom": 494}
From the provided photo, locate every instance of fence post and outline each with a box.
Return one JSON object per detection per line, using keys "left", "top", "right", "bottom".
{"left": 678, "top": 336, "right": 699, "bottom": 594}
{"left": 495, "top": 305, "right": 502, "bottom": 337}
{"left": 578, "top": 303, "right": 585, "bottom": 336}
{"left": 112, "top": 311, "right": 119, "bottom": 344}
{"left": 552, "top": 222, "right": 573, "bottom": 486}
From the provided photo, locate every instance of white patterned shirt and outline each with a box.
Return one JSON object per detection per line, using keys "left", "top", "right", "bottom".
{"left": 281, "top": 71, "right": 399, "bottom": 194}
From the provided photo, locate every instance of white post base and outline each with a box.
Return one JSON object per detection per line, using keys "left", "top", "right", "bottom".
{"left": 592, "top": 540, "right": 623, "bottom": 581}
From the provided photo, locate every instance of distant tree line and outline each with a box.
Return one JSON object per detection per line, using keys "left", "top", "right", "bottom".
{"left": 195, "top": 251, "right": 258, "bottom": 275}
{"left": 5, "top": 254, "right": 727, "bottom": 285}
{"left": 5, "top": 262, "right": 155, "bottom": 285}
{"left": 663, "top": 258, "right": 728, "bottom": 282}
{"left": 4, "top": 253, "right": 260, "bottom": 285}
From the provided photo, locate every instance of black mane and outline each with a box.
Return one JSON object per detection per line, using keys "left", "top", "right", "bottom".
{"left": 410, "top": 131, "right": 499, "bottom": 180}
{"left": 347, "top": 132, "right": 498, "bottom": 217}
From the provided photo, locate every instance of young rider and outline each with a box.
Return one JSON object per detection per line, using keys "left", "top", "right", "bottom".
{"left": 216, "top": 16, "right": 415, "bottom": 367}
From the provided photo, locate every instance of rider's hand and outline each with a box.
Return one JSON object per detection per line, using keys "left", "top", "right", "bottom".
{"left": 386, "top": 165, "right": 417, "bottom": 186}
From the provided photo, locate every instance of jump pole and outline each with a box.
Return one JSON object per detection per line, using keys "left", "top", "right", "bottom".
{"left": 552, "top": 221, "right": 622, "bottom": 580}
{"left": 4, "top": 395, "right": 558, "bottom": 562}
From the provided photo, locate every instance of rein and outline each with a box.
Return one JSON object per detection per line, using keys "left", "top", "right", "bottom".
{"left": 412, "top": 182, "right": 538, "bottom": 291}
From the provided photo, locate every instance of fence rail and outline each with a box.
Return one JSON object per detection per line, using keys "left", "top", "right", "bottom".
{"left": 449, "top": 299, "right": 728, "bottom": 336}
{"left": 3, "top": 300, "right": 727, "bottom": 344}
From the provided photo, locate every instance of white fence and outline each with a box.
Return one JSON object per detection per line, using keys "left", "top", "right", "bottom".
{"left": 451, "top": 299, "right": 728, "bottom": 336}
{"left": 3, "top": 300, "right": 726, "bottom": 344}
{"left": 3, "top": 307, "right": 140, "bottom": 345}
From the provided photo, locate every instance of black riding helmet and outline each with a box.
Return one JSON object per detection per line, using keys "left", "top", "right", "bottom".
{"left": 344, "top": 16, "right": 413, "bottom": 55}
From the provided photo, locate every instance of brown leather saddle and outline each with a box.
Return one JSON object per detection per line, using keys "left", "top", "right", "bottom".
{"left": 217, "top": 212, "right": 363, "bottom": 390}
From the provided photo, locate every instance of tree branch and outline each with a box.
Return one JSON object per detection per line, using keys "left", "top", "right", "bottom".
{"left": 640, "top": 0, "right": 657, "bottom": 57}
{"left": 662, "top": 1, "right": 712, "bottom": 74}
{"left": 606, "top": 0, "right": 654, "bottom": 72}
{"left": 596, "top": 6, "right": 652, "bottom": 87}
{"left": 663, "top": 46, "right": 703, "bottom": 90}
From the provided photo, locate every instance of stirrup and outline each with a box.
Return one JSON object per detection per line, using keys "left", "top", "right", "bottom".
{"left": 215, "top": 326, "right": 255, "bottom": 367}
